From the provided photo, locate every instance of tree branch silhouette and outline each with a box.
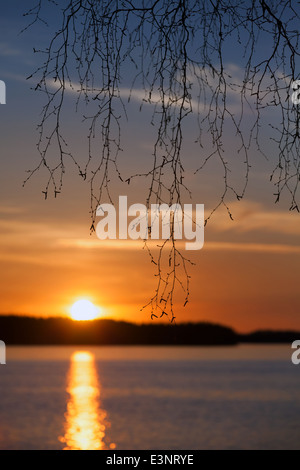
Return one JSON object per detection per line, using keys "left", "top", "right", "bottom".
{"left": 24, "top": 0, "right": 299, "bottom": 321}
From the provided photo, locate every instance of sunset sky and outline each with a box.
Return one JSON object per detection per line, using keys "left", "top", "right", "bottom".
{"left": 0, "top": 1, "right": 299, "bottom": 332}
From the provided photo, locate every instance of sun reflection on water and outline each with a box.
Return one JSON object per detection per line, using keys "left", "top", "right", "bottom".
{"left": 60, "top": 351, "right": 115, "bottom": 450}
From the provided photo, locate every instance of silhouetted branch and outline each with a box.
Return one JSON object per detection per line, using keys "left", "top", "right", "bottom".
{"left": 24, "top": 0, "right": 299, "bottom": 319}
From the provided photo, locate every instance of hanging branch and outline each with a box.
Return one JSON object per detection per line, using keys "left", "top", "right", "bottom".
{"left": 23, "top": 0, "right": 299, "bottom": 320}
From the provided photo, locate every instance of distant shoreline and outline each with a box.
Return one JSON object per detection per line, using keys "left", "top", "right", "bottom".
{"left": 0, "top": 315, "right": 299, "bottom": 346}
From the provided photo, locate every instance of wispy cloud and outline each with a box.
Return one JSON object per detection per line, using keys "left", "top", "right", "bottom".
{"left": 44, "top": 61, "right": 256, "bottom": 117}
{"left": 0, "top": 205, "right": 24, "bottom": 215}
{"left": 58, "top": 237, "right": 300, "bottom": 255}
{"left": 206, "top": 241, "right": 300, "bottom": 254}
{"left": 207, "top": 201, "right": 300, "bottom": 236}
{"left": 0, "top": 42, "right": 20, "bottom": 57}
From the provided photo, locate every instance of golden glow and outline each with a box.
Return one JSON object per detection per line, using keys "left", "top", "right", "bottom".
{"left": 72, "top": 351, "right": 92, "bottom": 362}
{"left": 70, "top": 299, "right": 99, "bottom": 321}
{"left": 60, "top": 351, "right": 115, "bottom": 450}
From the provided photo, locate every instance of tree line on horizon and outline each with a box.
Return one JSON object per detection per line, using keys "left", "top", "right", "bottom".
{"left": 0, "top": 316, "right": 298, "bottom": 345}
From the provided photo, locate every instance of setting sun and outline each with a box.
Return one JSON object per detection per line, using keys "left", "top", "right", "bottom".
{"left": 70, "top": 300, "right": 99, "bottom": 321}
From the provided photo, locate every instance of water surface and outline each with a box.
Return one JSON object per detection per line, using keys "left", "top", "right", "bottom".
{"left": 0, "top": 345, "right": 299, "bottom": 450}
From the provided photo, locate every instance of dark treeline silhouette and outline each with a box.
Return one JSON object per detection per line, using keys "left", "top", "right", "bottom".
{"left": 0, "top": 316, "right": 299, "bottom": 346}
{"left": 240, "top": 330, "right": 300, "bottom": 344}
{"left": 0, "top": 316, "right": 236, "bottom": 345}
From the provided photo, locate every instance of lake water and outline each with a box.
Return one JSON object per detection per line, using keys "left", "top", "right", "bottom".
{"left": 0, "top": 345, "right": 299, "bottom": 450}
